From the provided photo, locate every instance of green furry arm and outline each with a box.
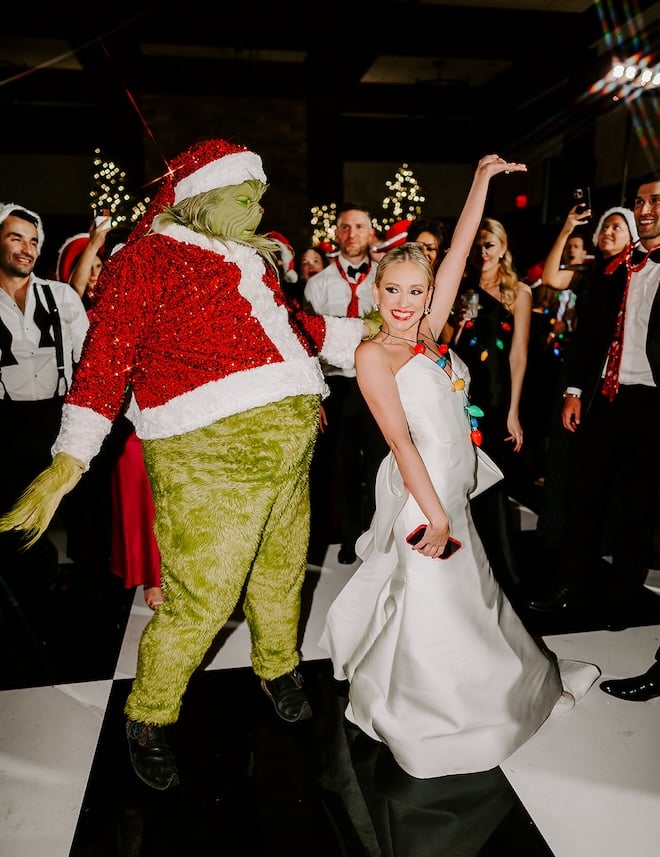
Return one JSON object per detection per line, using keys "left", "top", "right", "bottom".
{"left": 362, "top": 307, "right": 383, "bottom": 340}
{"left": 0, "top": 452, "right": 85, "bottom": 549}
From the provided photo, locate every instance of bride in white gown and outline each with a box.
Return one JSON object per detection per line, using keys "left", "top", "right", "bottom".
{"left": 319, "top": 155, "right": 599, "bottom": 780}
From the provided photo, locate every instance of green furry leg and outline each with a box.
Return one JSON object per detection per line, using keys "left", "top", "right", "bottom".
{"left": 244, "top": 401, "right": 318, "bottom": 679}
{"left": 124, "top": 395, "right": 320, "bottom": 725}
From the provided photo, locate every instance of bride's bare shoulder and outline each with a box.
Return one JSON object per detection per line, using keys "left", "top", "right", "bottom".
{"left": 357, "top": 337, "right": 412, "bottom": 376}
{"left": 356, "top": 336, "right": 387, "bottom": 365}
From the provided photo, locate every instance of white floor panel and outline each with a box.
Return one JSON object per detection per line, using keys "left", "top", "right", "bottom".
{"left": 0, "top": 680, "right": 113, "bottom": 857}
{"left": 502, "top": 626, "right": 660, "bottom": 857}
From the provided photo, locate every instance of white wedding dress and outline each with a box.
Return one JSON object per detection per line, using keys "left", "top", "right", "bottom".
{"left": 319, "top": 352, "right": 599, "bottom": 779}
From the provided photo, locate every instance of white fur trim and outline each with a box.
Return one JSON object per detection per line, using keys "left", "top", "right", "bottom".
{"left": 127, "top": 357, "right": 329, "bottom": 439}
{"left": 0, "top": 202, "right": 44, "bottom": 253}
{"left": 52, "top": 404, "right": 113, "bottom": 470}
{"left": 227, "top": 242, "right": 309, "bottom": 360}
{"left": 173, "top": 151, "right": 267, "bottom": 203}
{"left": 320, "top": 315, "right": 364, "bottom": 370}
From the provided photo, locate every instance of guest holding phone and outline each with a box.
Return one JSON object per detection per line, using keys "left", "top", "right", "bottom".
{"left": 319, "top": 156, "right": 599, "bottom": 793}
{"left": 528, "top": 169, "right": 660, "bottom": 629}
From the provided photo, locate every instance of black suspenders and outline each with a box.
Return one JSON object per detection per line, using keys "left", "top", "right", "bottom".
{"left": 0, "top": 281, "right": 67, "bottom": 400}
{"left": 41, "top": 283, "right": 68, "bottom": 397}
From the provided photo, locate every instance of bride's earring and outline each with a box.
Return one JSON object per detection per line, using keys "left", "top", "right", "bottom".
{"left": 375, "top": 303, "right": 380, "bottom": 311}
{"left": 423, "top": 306, "right": 430, "bottom": 315}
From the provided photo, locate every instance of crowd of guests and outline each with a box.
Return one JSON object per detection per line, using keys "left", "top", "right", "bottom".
{"left": 3, "top": 183, "right": 658, "bottom": 613}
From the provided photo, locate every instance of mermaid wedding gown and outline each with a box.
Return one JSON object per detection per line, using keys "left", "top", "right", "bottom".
{"left": 319, "top": 351, "right": 599, "bottom": 779}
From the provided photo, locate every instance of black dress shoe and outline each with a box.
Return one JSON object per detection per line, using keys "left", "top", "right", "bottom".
{"left": 261, "top": 668, "right": 312, "bottom": 722}
{"left": 527, "top": 585, "right": 578, "bottom": 612}
{"left": 126, "top": 719, "right": 180, "bottom": 790}
{"left": 338, "top": 544, "right": 357, "bottom": 564}
{"left": 599, "top": 664, "right": 660, "bottom": 702}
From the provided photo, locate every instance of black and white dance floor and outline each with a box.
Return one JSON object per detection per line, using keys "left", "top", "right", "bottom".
{"left": 1, "top": 503, "right": 659, "bottom": 857}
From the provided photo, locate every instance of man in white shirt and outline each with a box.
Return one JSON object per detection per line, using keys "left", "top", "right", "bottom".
{"left": 304, "top": 203, "right": 389, "bottom": 563}
{"left": 0, "top": 204, "right": 89, "bottom": 625}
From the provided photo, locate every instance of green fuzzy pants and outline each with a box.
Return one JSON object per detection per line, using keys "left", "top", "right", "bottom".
{"left": 124, "top": 394, "right": 320, "bottom": 725}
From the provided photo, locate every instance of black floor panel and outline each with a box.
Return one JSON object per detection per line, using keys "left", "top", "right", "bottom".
{"left": 69, "top": 661, "right": 559, "bottom": 857}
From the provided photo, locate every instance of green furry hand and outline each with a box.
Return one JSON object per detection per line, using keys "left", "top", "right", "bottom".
{"left": 0, "top": 452, "right": 85, "bottom": 549}
{"left": 361, "top": 307, "right": 383, "bottom": 340}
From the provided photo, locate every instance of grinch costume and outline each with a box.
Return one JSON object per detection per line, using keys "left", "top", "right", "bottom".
{"left": 0, "top": 138, "right": 368, "bottom": 790}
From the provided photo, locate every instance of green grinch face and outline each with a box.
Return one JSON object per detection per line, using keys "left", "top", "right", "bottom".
{"left": 208, "top": 180, "right": 266, "bottom": 239}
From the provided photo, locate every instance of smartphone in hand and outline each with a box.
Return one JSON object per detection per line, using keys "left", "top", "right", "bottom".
{"left": 572, "top": 186, "right": 592, "bottom": 218}
{"left": 406, "top": 525, "right": 462, "bottom": 559}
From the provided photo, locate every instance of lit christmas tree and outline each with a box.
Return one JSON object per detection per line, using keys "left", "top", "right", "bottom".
{"left": 89, "top": 148, "right": 150, "bottom": 225}
{"left": 309, "top": 164, "right": 425, "bottom": 242}
{"left": 377, "top": 163, "right": 424, "bottom": 232}
{"left": 310, "top": 202, "right": 337, "bottom": 250}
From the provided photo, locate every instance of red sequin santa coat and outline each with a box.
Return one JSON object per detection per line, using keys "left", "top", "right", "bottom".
{"left": 53, "top": 224, "right": 363, "bottom": 466}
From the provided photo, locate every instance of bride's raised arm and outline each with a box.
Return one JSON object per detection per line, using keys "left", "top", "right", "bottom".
{"left": 427, "top": 155, "right": 526, "bottom": 340}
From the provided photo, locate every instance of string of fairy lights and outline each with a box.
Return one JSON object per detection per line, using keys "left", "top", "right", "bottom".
{"left": 310, "top": 202, "right": 337, "bottom": 248}
{"left": 310, "top": 163, "right": 425, "bottom": 248}
{"left": 89, "top": 148, "right": 150, "bottom": 225}
{"left": 380, "top": 163, "right": 425, "bottom": 227}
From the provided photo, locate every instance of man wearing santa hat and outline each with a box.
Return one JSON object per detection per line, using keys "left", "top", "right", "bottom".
{"left": 0, "top": 139, "right": 374, "bottom": 791}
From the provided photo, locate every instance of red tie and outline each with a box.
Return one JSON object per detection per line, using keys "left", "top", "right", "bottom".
{"left": 347, "top": 282, "right": 360, "bottom": 318}
{"left": 337, "top": 259, "right": 370, "bottom": 318}
{"left": 600, "top": 243, "right": 652, "bottom": 401}
{"left": 601, "top": 281, "right": 628, "bottom": 402}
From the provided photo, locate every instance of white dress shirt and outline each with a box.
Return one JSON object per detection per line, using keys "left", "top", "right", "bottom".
{"left": 303, "top": 256, "right": 376, "bottom": 377}
{"left": 0, "top": 276, "right": 89, "bottom": 401}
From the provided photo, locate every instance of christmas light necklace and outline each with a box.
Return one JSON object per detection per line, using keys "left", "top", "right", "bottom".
{"left": 380, "top": 324, "right": 459, "bottom": 379}
{"left": 379, "top": 323, "right": 486, "bottom": 446}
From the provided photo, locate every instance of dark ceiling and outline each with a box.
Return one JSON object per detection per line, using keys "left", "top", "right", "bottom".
{"left": 1, "top": 0, "right": 658, "bottom": 227}
{"left": 2, "top": 1, "right": 659, "bottom": 155}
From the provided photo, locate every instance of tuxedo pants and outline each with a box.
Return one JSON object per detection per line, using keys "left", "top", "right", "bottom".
{"left": 557, "top": 384, "right": 660, "bottom": 596}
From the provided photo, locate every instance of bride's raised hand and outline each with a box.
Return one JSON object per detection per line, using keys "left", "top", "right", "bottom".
{"left": 476, "top": 154, "right": 527, "bottom": 179}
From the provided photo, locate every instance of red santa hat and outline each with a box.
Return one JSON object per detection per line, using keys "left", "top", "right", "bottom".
{"left": 267, "top": 231, "right": 298, "bottom": 283}
{"left": 128, "top": 138, "right": 267, "bottom": 244}
{"left": 56, "top": 233, "right": 90, "bottom": 283}
{"left": 373, "top": 219, "right": 412, "bottom": 252}
{"left": 317, "top": 239, "right": 337, "bottom": 257}
{"left": 0, "top": 202, "right": 45, "bottom": 253}
{"left": 526, "top": 260, "right": 545, "bottom": 286}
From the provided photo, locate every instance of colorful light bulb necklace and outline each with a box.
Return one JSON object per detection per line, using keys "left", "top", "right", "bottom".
{"left": 379, "top": 324, "right": 485, "bottom": 446}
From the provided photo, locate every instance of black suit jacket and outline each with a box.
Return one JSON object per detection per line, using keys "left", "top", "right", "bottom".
{"left": 566, "top": 249, "right": 660, "bottom": 415}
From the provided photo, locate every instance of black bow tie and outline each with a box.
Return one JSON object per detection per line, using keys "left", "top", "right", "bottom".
{"left": 347, "top": 262, "right": 369, "bottom": 279}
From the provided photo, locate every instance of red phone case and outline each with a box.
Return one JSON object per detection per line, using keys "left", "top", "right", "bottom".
{"left": 405, "top": 525, "right": 462, "bottom": 558}
{"left": 439, "top": 537, "right": 462, "bottom": 559}
{"left": 406, "top": 524, "right": 427, "bottom": 545}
